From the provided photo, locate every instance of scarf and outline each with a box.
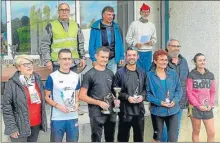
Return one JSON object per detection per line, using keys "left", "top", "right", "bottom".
{"left": 19, "top": 74, "right": 41, "bottom": 104}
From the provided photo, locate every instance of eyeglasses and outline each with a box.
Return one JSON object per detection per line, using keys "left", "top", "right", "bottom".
{"left": 22, "top": 62, "right": 33, "bottom": 67}
{"left": 58, "top": 9, "right": 70, "bottom": 12}
{"left": 59, "top": 58, "right": 72, "bottom": 61}
{"left": 169, "top": 45, "right": 181, "bottom": 48}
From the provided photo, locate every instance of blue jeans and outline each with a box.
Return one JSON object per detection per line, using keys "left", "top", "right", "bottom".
{"left": 107, "top": 58, "right": 117, "bottom": 74}
{"left": 50, "top": 119, "right": 79, "bottom": 142}
{"left": 161, "top": 109, "right": 183, "bottom": 142}
{"left": 137, "top": 51, "right": 152, "bottom": 73}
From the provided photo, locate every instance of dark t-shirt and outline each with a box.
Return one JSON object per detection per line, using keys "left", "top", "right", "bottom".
{"left": 125, "top": 70, "right": 142, "bottom": 115}
{"left": 82, "top": 67, "right": 114, "bottom": 117}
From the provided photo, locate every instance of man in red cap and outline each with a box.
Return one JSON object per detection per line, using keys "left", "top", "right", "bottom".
{"left": 126, "top": 3, "right": 157, "bottom": 73}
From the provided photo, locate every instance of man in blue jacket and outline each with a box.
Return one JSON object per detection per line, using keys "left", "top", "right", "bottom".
{"left": 89, "top": 6, "right": 124, "bottom": 74}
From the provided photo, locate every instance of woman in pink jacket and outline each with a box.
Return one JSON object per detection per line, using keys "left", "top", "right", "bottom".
{"left": 186, "top": 53, "right": 215, "bottom": 142}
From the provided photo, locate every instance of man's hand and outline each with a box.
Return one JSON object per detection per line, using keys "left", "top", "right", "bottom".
{"left": 46, "top": 61, "right": 53, "bottom": 71}
{"left": 136, "top": 96, "right": 144, "bottom": 103}
{"left": 56, "top": 104, "right": 70, "bottom": 113}
{"left": 79, "top": 59, "right": 86, "bottom": 69}
{"left": 114, "top": 99, "right": 120, "bottom": 107}
{"left": 98, "top": 101, "right": 109, "bottom": 110}
{"left": 128, "top": 96, "right": 137, "bottom": 103}
{"left": 135, "top": 43, "right": 142, "bottom": 48}
{"left": 92, "top": 61, "right": 97, "bottom": 67}
{"left": 145, "top": 40, "right": 153, "bottom": 46}
{"left": 10, "top": 131, "right": 20, "bottom": 138}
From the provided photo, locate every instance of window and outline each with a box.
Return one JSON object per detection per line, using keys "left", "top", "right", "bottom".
{"left": 1, "top": 0, "right": 7, "bottom": 57}
{"left": 10, "top": 1, "right": 75, "bottom": 55}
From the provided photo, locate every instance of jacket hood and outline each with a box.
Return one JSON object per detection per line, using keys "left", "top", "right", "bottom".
{"left": 91, "top": 19, "right": 119, "bottom": 29}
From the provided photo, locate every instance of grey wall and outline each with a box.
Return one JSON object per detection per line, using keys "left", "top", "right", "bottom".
{"left": 169, "top": 1, "right": 220, "bottom": 105}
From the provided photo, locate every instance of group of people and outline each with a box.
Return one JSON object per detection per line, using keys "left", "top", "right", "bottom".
{"left": 2, "top": 2, "right": 216, "bottom": 143}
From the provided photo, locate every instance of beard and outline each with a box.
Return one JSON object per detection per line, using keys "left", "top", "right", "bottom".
{"left": 127, "top": 59, "right": 137, "bottom": 65}
{"left": 168, "top": 51, "right": 179, "bottom": 58}
{"left": 141, "top": 15, "right": 148, "bottom": 20}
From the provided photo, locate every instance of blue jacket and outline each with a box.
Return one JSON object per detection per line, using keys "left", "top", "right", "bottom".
{"left": 89, "top": 19, "right": 124, "bottom": 63}
{"left": 150, "top": 54, "right": 189, "bottom": 109}
{"left": 146, "top": 68, "right": 182, "bottom": 117}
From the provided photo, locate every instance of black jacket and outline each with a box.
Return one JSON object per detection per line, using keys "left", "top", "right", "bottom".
{"left": 113, "top": 66, "right": 146, "bottom": 116}
{"left": 2, "top": 71, "right": 47, "bottom": 137}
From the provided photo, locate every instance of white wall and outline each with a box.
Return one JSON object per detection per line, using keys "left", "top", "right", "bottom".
{"left": 169, "top": 1, "right": 220, "bottom": 105}
{"left": 135, "top": 1, "right": 161, "bottom": 52}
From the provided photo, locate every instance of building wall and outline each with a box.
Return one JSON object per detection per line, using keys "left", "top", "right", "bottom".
{"left": 169, "top": 1, "right": 220, "bottom": 105}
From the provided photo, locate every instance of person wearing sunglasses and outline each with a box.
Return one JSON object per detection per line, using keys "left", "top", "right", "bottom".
{"left": 2, "top": 55, "right": 47, "bottom": 142}
{"left": 40, "top": 3, "right": 86, "bottom": 73}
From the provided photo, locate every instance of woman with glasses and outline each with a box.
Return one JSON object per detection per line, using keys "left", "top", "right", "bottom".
{"left": 2, "top": 55, "right": 47, "bottom": 142}
{"left": 187, "top": 53, "right": 215, "bottom": 142}
{"left": 146, "top": 49, "right": 182, "bottom": 142}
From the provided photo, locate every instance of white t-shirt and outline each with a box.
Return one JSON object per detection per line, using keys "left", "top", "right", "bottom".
{"left": 45, "top": 70, "right": 80, "bottom": 120}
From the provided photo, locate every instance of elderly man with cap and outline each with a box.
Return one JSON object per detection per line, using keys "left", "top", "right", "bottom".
{"left": 126, "top": 3, "right": 156, "bottom": 73}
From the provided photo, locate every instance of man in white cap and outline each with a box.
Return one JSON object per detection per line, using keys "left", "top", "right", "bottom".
{"left": 126, "top": 3, "right": 157, "bottom": 73}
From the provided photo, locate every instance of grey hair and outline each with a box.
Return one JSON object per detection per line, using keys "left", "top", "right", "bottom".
{"left": 15, "top": 55, "right": 33, "bottom": 67}
{"left": 166, "top": 37, "right": 180, "bottom": 49}
{"left": 96, "top": 46, "right": 110, "bottom": 54}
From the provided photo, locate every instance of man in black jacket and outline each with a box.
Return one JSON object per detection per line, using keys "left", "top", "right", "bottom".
{"left": 113, "top": 47, "right": 147, "bottom": 142}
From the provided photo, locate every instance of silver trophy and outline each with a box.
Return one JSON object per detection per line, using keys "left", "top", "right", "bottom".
{"left": 113, "top": 87, "right": 121, "bottom": 113}
{"left": 165, "top": 90, "right": 170, "bottom": 103}
{"left": 101, "top": 93, "right": 112, "bottom": 114}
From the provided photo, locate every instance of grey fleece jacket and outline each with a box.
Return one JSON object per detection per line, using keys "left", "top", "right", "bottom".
{"left": 40, "top": 19, "right": 85, "bottom": 65}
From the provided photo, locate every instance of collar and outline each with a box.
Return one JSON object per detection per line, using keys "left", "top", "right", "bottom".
{"left": 58, "top": 18, "right": 69, "bottom": 24}
{"left": 139, "top": 17, "right": 148, "bottom": 23}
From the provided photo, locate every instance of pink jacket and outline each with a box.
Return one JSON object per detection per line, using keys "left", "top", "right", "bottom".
{"left": 186, "top": 69, "right": 216, "bottom": 108}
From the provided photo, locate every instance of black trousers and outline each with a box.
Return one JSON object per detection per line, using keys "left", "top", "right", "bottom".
{"left": 151, "top": 113, "right": 178, "bottom": 142}
{"left": 90, "top": 115, "right": 116, "bottom": 142}
{"left": 117, "top": 115, "right": 145, "bottom": 142}
{"left": 10, "top": 125, "right": 41, "bottom": 142}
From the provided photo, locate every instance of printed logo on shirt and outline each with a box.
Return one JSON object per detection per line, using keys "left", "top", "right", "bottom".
{"left": 59, "top": 81, "right": 63, "bottom": 83}
{"left": 193, "top": 79, "right": 211, "bottom": 89}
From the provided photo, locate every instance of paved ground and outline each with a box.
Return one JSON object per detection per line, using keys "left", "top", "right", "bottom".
{"left": 1, "top": 103, "right": 220, "bottom": 142}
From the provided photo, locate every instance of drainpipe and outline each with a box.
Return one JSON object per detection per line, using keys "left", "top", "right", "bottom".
{"left": 165, "top": 0, "right": 169, "bottom": 45}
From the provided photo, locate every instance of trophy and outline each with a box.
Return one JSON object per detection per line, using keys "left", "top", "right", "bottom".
{"left": 113, "top": 87, "right": 121, "bottom": 113}
{"left": 203, "top": 99, "right": 209, "bottom": 109}
{"left": 101, "top": 93, "right": 112, "bottom": 114}
{"left": 165, "top": 90, "right": 170, "bottom": 103}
